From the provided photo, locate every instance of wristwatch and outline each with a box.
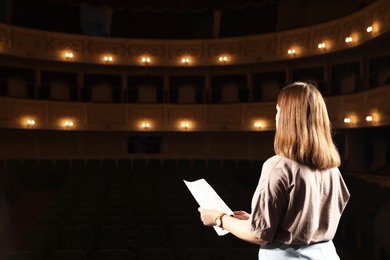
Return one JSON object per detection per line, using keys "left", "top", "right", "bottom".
{"left": 215, "top": 213, "right": 227, "bottom": 228}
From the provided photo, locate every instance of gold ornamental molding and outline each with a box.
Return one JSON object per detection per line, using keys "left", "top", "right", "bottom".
{"left": 0, "top": 0, "right": 389, "bottom": 66}
{"left": 0, "top": 85, "right": 388, "bottom": 131}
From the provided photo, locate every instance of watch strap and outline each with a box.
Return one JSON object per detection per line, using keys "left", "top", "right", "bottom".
{"left": 215, "top": 212, "right": 227, "bottom": 228}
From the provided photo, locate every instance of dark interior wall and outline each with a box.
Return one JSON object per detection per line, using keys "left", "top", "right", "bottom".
{"left": 277, "top": 0, "right": 365, "bottom": 31}
{"left": 0, "top": 129, "right": 276, "bottom": 160}
{"left": 0, "top": 126, "right": 388, "bottom": 178}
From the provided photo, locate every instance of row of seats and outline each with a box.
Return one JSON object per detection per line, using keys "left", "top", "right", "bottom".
{"left": 0, "top": 158, "right": 264, "bottom": 183}
{"left": 0, "top": 158, "right": 263, "bottom": 206}
{"left": 3, "top": 158, "right": 390, "bottom": 259}
{"left": 6, "top": 247, "right": 259, "bottom": 260}
{"left": 335, "top": 176, "right": 390, "bottom": 260}
{"left": 5, "top": 158, "right": 259, "bottom": 260}
{"left": 3, "top": 67, "right": 389, "bottom": 103}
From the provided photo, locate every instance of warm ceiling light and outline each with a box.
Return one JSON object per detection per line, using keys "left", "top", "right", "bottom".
{"left": 253, "top": 121, "right": 262, "bottom": 130}
{"left": 141, "top": 57, "right": 151, "bottom": 65}
{"left": 181, "top": 58, "right": 190, "bottom": 65}
{"left": 288, "top": 49, "right": 296, "bottom": 55}
{"left": 219, "top": 56, "right": 228, "bottom": 64}
{"left": 366, "top": 115, "right": 373, "bottom": 122}
{"left": 318, "top": 42, "right": 326, "bottom": 49}
{"left": 140, "top": 121, "right": 151, "bottom": 129}
{"left": 180, "top": 121, "right": 190, "bottom": 130}
{"left": 104, "top": 56, "right": 113, "bottom": 63}
{"left": 64, "top": 52, "right": 74, "bottom": 60}
{"left": 344, "top": 117, "right": 351, "bottom": 124}
{"left": 26, "top": 119, "right": 36, "bottom": 128}
{"left": 345, "top": 37, "right": 353, "bottom": 43}
{"left": 366, "top": 26, "right": 373, "bottom": 33}
{"left": 65, "top": 120, "right": 74, "bottom": 128}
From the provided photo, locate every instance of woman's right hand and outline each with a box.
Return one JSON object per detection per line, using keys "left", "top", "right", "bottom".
{"left": 233, "top": 211, "right": 250, "bottom": 220}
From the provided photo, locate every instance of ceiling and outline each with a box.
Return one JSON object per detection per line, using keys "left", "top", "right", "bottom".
{"left": 8, "top": 0, "right": 369, "bottom": 39}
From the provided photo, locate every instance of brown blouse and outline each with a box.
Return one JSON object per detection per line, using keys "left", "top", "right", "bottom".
{"left": 248, "top": 155, "right": 350, "bottom": 245}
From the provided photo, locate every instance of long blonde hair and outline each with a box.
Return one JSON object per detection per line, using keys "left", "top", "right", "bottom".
{"left": 274, "top": 82, "right": 340, "bottom": 170}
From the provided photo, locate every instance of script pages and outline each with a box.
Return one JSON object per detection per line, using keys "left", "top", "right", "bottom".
{"left": 183, "top": 178, "right": 234, "bottom": 236}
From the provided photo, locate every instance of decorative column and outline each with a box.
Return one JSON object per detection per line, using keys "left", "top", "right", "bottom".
{"left": 213, "top": 9, "right": 221, "bottom": 38}
{"left": 77, "top": 68, "right": 84, "bottom": 101}
{"left": 164, "top": 71, "right": 169, "bottom": 103}
{"left": 34, "top": 65, "right": 41, "bottom": 98}
{"left": 122, "top": 69, "right": 127, "bottom": 102}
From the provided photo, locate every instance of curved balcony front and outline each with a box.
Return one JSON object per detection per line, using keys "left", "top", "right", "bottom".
{"left": 0, "top": 0, "right": 389, "bottom": 66}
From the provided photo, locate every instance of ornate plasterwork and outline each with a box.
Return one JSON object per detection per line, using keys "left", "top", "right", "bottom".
{"left": 312, "top": 24, "right": 340, "bottom": 45}
{"left": 366, "top": 88, "right": 390, "bottom": 122}
{"left": 131, "top": 44, "right": 165, "bottom": 58}
{"left": 47, "top": 103, "right": 85, "bottom": 123}
{"left": 342, "top": 14, "right": 366, "bottom": 35}
{"left": 127, "top": 106, "right": 165, "bottom": 125}
{"left": 280, "top": 33, "right": 310, "bottom": 55}
{"left": 167, "top": 44, "right": 206, "bottom": 59}
{"left": 167, "top": 106, "right": 205, "bottom": 123}
{"left": 8, "top": 101, "right": 45, "bottom": 119}
{"left": 51, "top": 37, "right": 87, "bottom": 56}
{"left": 0, "top": 0, "right": 387, "bottom": 66}
{"left": 208, "top": 41, "right": 245, "bottom": 57}
{"left": 344, "top": 95, "right": 365, "bottom": 115}
{"left": 11, "top": 31, "right": 47, "bottom": 55}
{"left": 244, "top": 105, "right": 275, "bottom": 122}
{"left": 245, "top": 37, "right": 277, "bottom": 58}
{"left": 87, "top": 104, "right": 125, "bottom": 124}
{"left": 0, "top": 85, "right": 389, "bottom": 130}
{"left": 207, "top": 105, "right": 242, "bottom": 124}
{"left": 90, "top": 41, "right": 127, "bottom": 57}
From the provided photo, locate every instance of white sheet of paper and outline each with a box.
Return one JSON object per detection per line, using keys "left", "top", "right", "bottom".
{"left": 183, "top": 178, "right": 234, "bottom": 236}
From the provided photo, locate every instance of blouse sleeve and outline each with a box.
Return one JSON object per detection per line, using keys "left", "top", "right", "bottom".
{"left": 248, "top": 160, "right": 289, "bottom": 242}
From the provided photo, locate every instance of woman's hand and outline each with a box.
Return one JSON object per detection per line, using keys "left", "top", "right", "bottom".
{"left": 233, "top": 210, "right": 250, "bottom": 220}
{"left": 198, "top": 207, "right": 220, "bottom": 226}
{"left": 198, "top": 208, "right": 265, "bottom": 245}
